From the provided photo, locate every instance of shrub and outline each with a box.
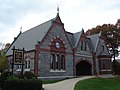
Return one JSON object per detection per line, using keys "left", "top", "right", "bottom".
{"left": 4, "top": 79, "right": 42, "bottom": 90}
{"left": 0, "top": 71, "right": 12, "bottom": 89}
{"left": 1, "top": 71, "right": 12, "bottom": 80}
{"left": 24, "top": 71, "right": 37, "bottom": 79}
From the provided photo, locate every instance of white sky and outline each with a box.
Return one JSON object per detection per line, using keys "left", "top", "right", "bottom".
{"left": 0, "top": 0, "right": 120, "bottom": 44}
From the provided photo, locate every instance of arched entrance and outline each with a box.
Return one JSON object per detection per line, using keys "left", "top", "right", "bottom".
{"left": 76, "top": 60, "right": 92, "bottom": 76}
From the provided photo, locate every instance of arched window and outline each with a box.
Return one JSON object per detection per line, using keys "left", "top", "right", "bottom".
{"left": 25, "top": 58, "right": 31, "bottom": 69}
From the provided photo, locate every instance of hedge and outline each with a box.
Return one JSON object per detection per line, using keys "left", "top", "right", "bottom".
{"left": 4, "top": 79, "right": 42, "bottom": 90}
{"left": 0, "top": 76, "right": 4, "bottom": 89}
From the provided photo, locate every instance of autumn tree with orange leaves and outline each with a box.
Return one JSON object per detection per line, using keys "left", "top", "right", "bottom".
{"left": 86, "top": 21, "right": 120, "bottom": 74}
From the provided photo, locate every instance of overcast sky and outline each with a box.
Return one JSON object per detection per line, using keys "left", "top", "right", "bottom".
{"left": 0, "top": 0, "right": 120, "bottom": 44}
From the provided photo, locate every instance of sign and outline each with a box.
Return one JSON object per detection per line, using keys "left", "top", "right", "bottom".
{"left": 11, "top": 46, "right": 25, "bottom": 75}
{"left": 14, "top": 50, "right": 23, "bottom": 64}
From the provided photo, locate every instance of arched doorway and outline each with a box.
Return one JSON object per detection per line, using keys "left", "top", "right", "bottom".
{"left": 76, "top": 60, "right": 92, "bottom": 76}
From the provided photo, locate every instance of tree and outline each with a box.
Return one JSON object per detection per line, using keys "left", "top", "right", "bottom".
{"left": 0, "top": 50, "right": 7, "bottom": 74}
{"left": 86, "top": 23, "right": 120, "bottom": 74}
{"left": 86, "top": 24, "right": 120, "bottom": 56}
{"left": 0, "top": 43, "right": 10, "bottom": 74}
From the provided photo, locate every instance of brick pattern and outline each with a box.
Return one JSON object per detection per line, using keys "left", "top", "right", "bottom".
{"left": 38, "top": 23, "right": 73, "bottom": 77}
{"left": 74, "top": 34, "right": 93, "bottom": 75}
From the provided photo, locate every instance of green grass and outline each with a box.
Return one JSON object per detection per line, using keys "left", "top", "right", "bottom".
{"left": 43, "top": 79, "right": 64, "bottom": 84}
{"left": 74, "top": 76, "right": 120, "bottom": 90}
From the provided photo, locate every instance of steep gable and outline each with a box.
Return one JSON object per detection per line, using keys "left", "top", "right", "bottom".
{"left": 66, "top": 29, "right": 85, "bottom": 49}
{"left": 74, "top": 31, "right": 83, "bottom": 48}
{"left": 96, "top": 37, "right": 110, "bottom": 56}
{"left": 37, "top": 14, "right": 73, "bottom": 51}
{"left": 87, "top": 33, "right": 110, "bottom": 56}
{"left": 87, "top": 33, "right": 100, "bottom": 52}
{"left": 66, "top": 32, "right": 74, "bottom": 47}
{"left": 74, "top": 29, "right": 91, "bottom": 53}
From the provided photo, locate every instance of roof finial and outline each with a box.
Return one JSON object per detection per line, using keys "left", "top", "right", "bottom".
{"left": 57, "top": 5, "right": 59, "bottom": 14}
{"left": 20, "top": 26, "right": 22, "bottom": 33}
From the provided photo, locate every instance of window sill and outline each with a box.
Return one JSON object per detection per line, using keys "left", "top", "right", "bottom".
{"left": 16, "top": 69, "right": 21, "bottom": 71}
{"left": 24, "top": 69, "right": 31, "bottom": 71}
{"left": 50, "top": 69, "right": 66, "bottom": 72}
{"left": 100, "top": 69, "right": 111, "bottom": 71}
{"left": 16, "top": 69, "right": 31, "bottom": 72}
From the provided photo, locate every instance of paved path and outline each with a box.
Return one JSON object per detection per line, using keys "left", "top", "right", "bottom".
{"left": 43, "top": 76, "right": 95, "bottom": 90}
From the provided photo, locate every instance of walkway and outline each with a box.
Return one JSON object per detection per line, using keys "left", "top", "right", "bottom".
{"left": 43, "top": 76, "right": 95, "bottom": 90}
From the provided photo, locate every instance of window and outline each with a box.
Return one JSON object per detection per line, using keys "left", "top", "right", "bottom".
{"left": 81, "top": 41, "right": 83, "bottom": 50}
{"left": 56, "top": 55, "right": 59, "bottom": 69}
{"left": 50, "top": 38, "right": 66, "bottom": 71}
{"left": 25, "top": 59, "right": 31, "bottom": 69}
{"left": 51, "top": 54, "right": 55, "bottom": 70}
{"left": 85, "top": 42, "right": 87, "bottom": 51}
{"left": 50, "top": 54, "right": 65, "bottom": 70}
{"left": 56, "top": 42, "right": 61, "bottom": 48}
{"left": 101, "top": 45, "right": 104, "bottom": 51}
{"left": 60, "top": 55, "right": 65, "bottom": 70}
{"left": 28, "top": 60, "right": 30, "bottom": 69}
{"left": 102, "top": 63, "right": 105, "bottom": 69}
{"left": 81, "top": 41, "right": 87, "bottom": 51}
{"left": 25, "top": 61, "right": 27, "bottom": 69}
{"left": 17, "top": 65, "right": 22, "bottom": 69}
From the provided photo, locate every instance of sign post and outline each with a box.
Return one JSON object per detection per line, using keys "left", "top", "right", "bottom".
{"left": 12, "top": 46, "right": 24, "bottom": 75}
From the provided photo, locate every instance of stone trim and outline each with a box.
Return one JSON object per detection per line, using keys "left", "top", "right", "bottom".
{"left": 50, "top": 69, "right": 66, "bottom": 72}
{"left": 38, "top": 76, "right": 74, "bottom": 79}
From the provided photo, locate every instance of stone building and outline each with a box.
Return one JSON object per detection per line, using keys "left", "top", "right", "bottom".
{"left": 6, "top": 13, "right": 112, "bottom": 79}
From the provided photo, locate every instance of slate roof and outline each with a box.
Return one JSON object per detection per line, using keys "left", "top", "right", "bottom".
{"left": 66, "top": 32, "right": 74, "bottom": 47}
{"left": 66, "top": 29, "right": 84, "bottom": 48}
{"left": 73, "top": 29, "right": 84, "bottom": 48}
{"left": 7, "top": 18, "right": 54, "bottom": 55}
{"left": 66, "top": 29, "right": 101, "bottom": 52}
{"left": 87, "top": 33, "right": 100, "bottom": 52}
{"left": 6, "top": 14, "right": 101, "bottom": 56}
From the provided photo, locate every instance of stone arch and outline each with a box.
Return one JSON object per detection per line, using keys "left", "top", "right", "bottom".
{"left": 76, "top": 60, "right": 92, "bottom": 76}
{"left": 50, "top": 37, "right": 66, "bottom": 53}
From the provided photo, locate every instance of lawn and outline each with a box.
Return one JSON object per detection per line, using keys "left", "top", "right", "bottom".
{"left": 74, "top": 76, "right": 120, "bottom": 90}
